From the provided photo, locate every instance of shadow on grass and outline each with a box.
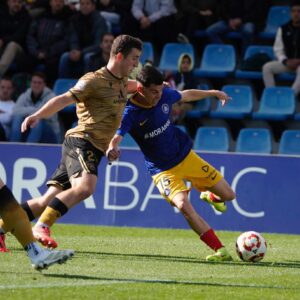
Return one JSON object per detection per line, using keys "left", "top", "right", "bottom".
{"left": 74, "top": 250, "right": 300, "bottom": 269}
{"left": 44, "top": 273, "right": 300, "bottom": 291}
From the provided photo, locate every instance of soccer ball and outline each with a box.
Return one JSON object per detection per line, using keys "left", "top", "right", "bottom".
{"left": 236, "top": 231, "right": 267, "bottom": 262}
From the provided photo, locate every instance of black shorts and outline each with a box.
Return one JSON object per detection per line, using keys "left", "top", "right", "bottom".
{"left": 47, "top": 136, "right": 104, "bottom": 190}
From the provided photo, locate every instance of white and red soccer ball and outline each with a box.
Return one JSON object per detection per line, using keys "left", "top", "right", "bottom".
{"left": 236, "top": 231, "right": 267, "bottom": 262}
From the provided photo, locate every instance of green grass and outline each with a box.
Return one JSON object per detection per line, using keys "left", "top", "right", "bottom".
{"left": 0, "top": 225, "right": 299, "bottom": 300}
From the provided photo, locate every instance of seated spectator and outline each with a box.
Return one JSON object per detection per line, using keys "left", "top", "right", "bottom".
{"left": 58, "top": 0, "right": 108, "bottom": 79}
{"left": 26, "top": 0, "right": 73, "bottom": 85}
{"left": 171, "top": 53, "right": 197, "bottom": 123}
{"left": 262, "top": 0, "right": 300, "bottom": 96}
{"left": 176, "top": 0, "right": 219, "bottom": 42}
{"left": 127, "top": 0, "right": 178, "bottom": 54}
{"left": 0, "top": 0, "right": 31, "bottom": 77}
{"left": 10, "top": 72, "right": 60, "bottom": 143}
{"left": 0, "top": 77, "right": 15, "bottom": 141}
{"left": 84, "top": 32, "right": 114, "bottom": 73}
{"left": 206, "top": 0, "right": 267, "bottom": 53}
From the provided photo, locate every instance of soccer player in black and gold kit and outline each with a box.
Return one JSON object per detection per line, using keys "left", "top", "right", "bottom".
{"left": 0, "top": 35, "right": 142, "bottom": 249}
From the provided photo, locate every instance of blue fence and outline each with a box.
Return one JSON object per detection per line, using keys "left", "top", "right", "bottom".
{"left": 0, "top": 143, "right": 299, "bottom": 234}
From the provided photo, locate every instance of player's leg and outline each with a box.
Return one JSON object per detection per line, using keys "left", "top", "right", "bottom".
{"left": 152, "top": 169, "right": 232, "bottom": 262}
{"left": 171, "top": 191, "right": 232, "bottom": 262}
{"left": 33, "top": 137, "right": 102, "bottom": 248}
{"left": 0, "top": 178, "right": 74, "bottom": 269}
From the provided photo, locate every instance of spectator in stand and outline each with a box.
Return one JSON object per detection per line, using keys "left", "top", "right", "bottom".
{"left": 26, "top": 0, "right": 73, "bottom": 85}
{"left": 10, "top": 72, "right": 60, "bottom": 143}
{"left": 206, "top": 0, "right": 267, "bottom": 53}
{"left": 84, "top": 32, "right": 114, "bottom": 73}
{"left": 171, "top": 53, "right": 198, "bottom": 123}
{"left": 262, "top": 0, "right": 300, "bottom": 96}
{"left": 0, "top": 77, "right": 15, "bottom": 141}
{"left": 0, "top": 0, "right": 31, "bottom": 77}
{"left": 58, "top": 0, "right": 108, "bottom": 79}
{"left": 175, "top": 0, "right": 220, "bottom": 43}
{"left": 127, "top": 0, "right": 178, "bottom": 54}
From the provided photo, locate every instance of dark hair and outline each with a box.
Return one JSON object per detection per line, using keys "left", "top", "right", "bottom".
{"left": 110, "top": 35, "right": 143, "bottom": 58}
{"left": 31, "top": 71, "right": 46, "bottom": 82}
{"left": 136, "top": 65, "right": 164, "bottom": 87}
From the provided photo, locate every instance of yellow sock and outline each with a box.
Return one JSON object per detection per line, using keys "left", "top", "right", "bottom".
{"left": 0, "top": 218, "right": 10, "bottom": 234}
{"left": 38, "top": 206, "right": 62, "bottom": 227}
{"left": 1, "top": 202, "right": 35, "bottom": 247}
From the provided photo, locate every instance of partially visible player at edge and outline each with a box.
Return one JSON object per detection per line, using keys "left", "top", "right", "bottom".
{"left": 0, "top": 178, "right": 74, "bottom": 269}
{"left": 107, "top": 65, "right": 235, "bottom": 261}
{"left": 0, "top": 35, "right": 143, "bottom": 250}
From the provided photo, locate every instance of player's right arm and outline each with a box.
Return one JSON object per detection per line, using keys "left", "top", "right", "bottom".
{"left": 21, "top": 92, "right": 75, "bottom": 132}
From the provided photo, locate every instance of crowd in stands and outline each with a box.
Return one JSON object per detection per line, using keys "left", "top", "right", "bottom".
{"left": 0, "top": 0, "right": 299, "bottom": 154}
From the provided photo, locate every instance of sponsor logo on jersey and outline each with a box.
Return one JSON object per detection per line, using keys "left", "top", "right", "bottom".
{"left": 144, "top": 119, "right": 170, "bottom": 139}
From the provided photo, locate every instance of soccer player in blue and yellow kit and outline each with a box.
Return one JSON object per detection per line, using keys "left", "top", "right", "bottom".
{"left": 107, "top": 65, "right": 235, "bottom": 261}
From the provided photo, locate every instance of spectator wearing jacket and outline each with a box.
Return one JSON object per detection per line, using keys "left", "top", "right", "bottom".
{"left": 262, "top": 1, "right": 300, "bottom": 96}
{"left": 206, "top": 0, "right": 267, "bottom": 53}
{"left": 26, "top": 0, "right": 73, "bottom": 85}
{"left": 0, "top": 0, "right": 31, "bottom": 77}
{"left": 84, "top": 32, "right": 114, "bottom": 73}
{"left": 58, "top": 0, "right": 108, "bottom": 79}
{"left": 0, "top": 77, "right": 15, "bottom": 141}
{"left": 10, "top": 72, "right": 60, "bottom": 143}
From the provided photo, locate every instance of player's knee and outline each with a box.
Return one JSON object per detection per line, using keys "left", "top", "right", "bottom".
{"left": 76, "top": 185, "right": 95, "bottom": 199}
{"left": 173, "top": 197, "right": 189, "bottom": 212}
{"left": 222, "top": 189, "right": 236, "bottom": 201}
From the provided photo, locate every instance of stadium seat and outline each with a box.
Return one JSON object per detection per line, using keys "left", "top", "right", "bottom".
{"left": 193, "top": 127, "right": 229, "bottom": 152}
{"left": 259, "top": 6, "right": 291, "bottom": 39}
{"left": 158, "top": 43, "right": 195, "bottom": 72}
{"left": 278, "top": 130, "right": 300, "bottom": 155}
{"left": 140, "top": 42, "right": 154, "bottom": 65}
{"left": 120, "top": 134, "right": 139, "bottom": 148}
{"left": 53, "top": 79, "right": 78, "bottom": 113}
{"left": 235, "top": 128, "right": 272, "bottom": 154}
{"left": 252, "top": 87, "right": 295, "bottom": 120}
{"left": 53, "top": 78, "right": 77, "bottom": 95}
{"left": 185, "top": 83, "right": 211, "bottom": 118}
{"left": 235, "top": 45, "right": 274, "bottom": 80}
{"left": 210, "top": 85, "right": 253, "bottom": 119}
{"left": 194, "top": 44, "right": 236, "bottom": 78}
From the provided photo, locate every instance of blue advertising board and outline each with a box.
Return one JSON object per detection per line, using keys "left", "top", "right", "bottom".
{"left": 0, "top": 142, "right": 299, "bottom": 234}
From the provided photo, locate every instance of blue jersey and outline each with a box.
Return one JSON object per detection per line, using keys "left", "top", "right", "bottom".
{"left": 117, "top": 87, "right": 193, "bottom": 175}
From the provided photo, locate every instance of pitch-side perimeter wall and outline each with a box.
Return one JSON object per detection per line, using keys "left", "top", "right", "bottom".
{"left": 0, "top": 142, "right": 299, "bottom": 234}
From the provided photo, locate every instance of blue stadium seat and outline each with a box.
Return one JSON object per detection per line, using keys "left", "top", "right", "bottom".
{"left": 140, "top": 42, "right": 154, "bottom": 64}
{"left": 120, "top": 134, "right": 139, "bottom": 148}
{"left": 278, "top": 130, "right": 300, "bottom": 155}
{"left": 158, "top": 43, "right": 195, "bottom": 72}
{"left": 53, "top": 78, "right": 77, "bottom": 95}
{"left": 259, "top": 6, "right": 291, "bottom": 39}
{"left": 194, "top": 44, "right": 236, "bottom": 78}
{"left": 53, "top": 79, "right": 77, "bottom": 113}
{"left": 235, "top": 45, "right": 274, "bottom": 80}
{"left": 185, "top": 83, "right": 211, "bottom": 118}
{"left": 236, "top": 128, "right": 272, "bottom": 154}
{"left": 210, "top": 85, "right": 253, "bottom": 119}
{"left": 252, "top": 87, "right": 295, "bottom": 120}
{"left": 193, "top": 127, "right": 229, "bottom": 152}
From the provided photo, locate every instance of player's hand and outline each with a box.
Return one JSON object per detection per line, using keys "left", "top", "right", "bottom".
{"left": 106, "top": 148, "right": 120, "bottom": 162}
{"left": 214, "top": 90, "right": 231, "bottom": 106}
{"left": 21, "top": 115, "right": 40, "bottom": 132}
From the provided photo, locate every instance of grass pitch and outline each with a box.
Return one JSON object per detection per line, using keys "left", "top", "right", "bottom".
{"left": 0, "top": 224, "right": 299, "bottom": 300}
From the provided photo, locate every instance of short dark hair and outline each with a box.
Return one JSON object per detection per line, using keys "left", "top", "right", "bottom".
{"left": 136, "top": 65, "right": 164, "bottom": 87}
{"left": 110, "top": 35, "right": 143, "bottom": 58}
{"left": 31, "top": 71, "right": 46, "bottom": 82}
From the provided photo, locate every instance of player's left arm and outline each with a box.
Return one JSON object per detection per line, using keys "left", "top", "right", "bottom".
{"left": 179, "top": 89, "right": 231, "bottom": 106}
